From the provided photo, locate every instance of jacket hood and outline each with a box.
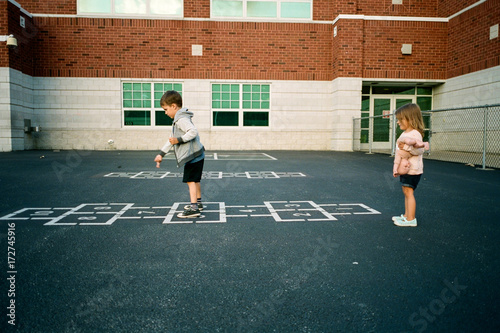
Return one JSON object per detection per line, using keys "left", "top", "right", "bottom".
{"left": 174, "top": 108, "right": 193, "bottom": 123}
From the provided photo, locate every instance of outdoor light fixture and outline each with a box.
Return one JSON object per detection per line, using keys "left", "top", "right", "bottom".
{"left": 0, "top": 35, "right": 18, "bottom": 49}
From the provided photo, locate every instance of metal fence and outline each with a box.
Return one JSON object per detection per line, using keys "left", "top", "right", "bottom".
{"left": 352, "top": 104, "right": 500, "bottom": 169}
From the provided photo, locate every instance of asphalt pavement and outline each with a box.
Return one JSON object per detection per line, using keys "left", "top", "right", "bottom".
{"left": 1, "top": 150, "right": 499, "bottom": 332}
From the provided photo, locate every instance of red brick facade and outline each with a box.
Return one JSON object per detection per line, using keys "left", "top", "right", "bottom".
{"left": 333, "top": 19, "right": 364, "bottom": 78}
{"left": 362, "top": 20, "right": 448, "bottom": 80}
{"left": 11, "top": 0, "right": 76, "bottom": 15}
{"left": 3, "top": 0, "right": 499, "bottom": 80}
{"left": 184, "top": 0, "right": 210, "bottom": 19}
{"left": 32, "top": 18, "right": 333, "bottom": 80}
{"left": 1, "top": 0, "right": 35, "bottom": 75}
{"left": 438, "top": 0, "right": 478, "bottom": 17}
{"left": 448, "top": 0, "right": 500, "bottom": 77}
{"left": 15, "top": 0, "right": 447, "bottom": 19}
{"left": 314, "top": 0, "right": 441, "bottom": 19}
{"left": 355, "top": 0, "right": 439, "bottom": 17}
{"left": 0, "top": 1, "right": 8, "bottom": 67}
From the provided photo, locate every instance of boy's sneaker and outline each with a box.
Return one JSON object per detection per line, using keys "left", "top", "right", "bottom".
{"left": 394, "top": 217, "right": 417, "bottom": 227}
{"left": 184, "top": 203, "right": 204, "bottom": 211}
{"left": 177, "top": 207, "right": 201, "bottom": 218}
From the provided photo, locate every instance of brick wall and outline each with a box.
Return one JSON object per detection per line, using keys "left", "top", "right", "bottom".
{"left": 312, "top": 0, "right": 336, "bottom": 21}
{"left": 332, "top": 18, "right": 448, "bottom": 79}
{"left": 17, "top": 0, "right": 210, "bottom": 17}
{"left": 32, "top": 17, "right": 333, "bottom": 80}
{"left": 14, "top": 0, "right": 449, "bottom": 20}
{"left": 315, "top": 0, "right": 440, "bottom": 19}
{"left": 438, "top": 0, "right": 478, "bottom": 17}
{"left": 333, "top": 19, "right": 364, "bottom": 78}
{"left": 13, "top": 0, "right": 492, "bottom": 20}
{"left": 16, "top": 0, "right": 76, "bottom": 15}
{"left": 184, "top": 0, "right": 210, "bottom": 19}
{"left": 0, "top": 1, "right": 8, "bottom": 67}
{"left": 362, "top": 20, "right": 448, "bottom": 80}
{"left": 356, "top": 0, "right": 439, "bottom": 17}
{"left": 4, "top": 1, "right": 35, "bottom": 76}
{"left": 9, "top": 0, "right": 499, "bottom": 81}
{"left": 14, "top": 0, "right": 372, "bottom": 20}
{"left": 447, "top": 0, "right": 500, "bottom": 78}
{"left": 330, "top": 0, "right": 358, "bottom": 16}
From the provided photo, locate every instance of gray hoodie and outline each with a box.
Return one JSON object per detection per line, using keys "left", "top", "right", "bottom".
{"left": 159, "top": 108, "right": 204, "bottom": 167}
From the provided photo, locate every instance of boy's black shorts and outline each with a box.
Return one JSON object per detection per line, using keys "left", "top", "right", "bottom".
{"left": 183, "top": 158, "right": 204, "bottom": 183}
{"left": 400, "top": 174, "right": 422, "bottom": 190}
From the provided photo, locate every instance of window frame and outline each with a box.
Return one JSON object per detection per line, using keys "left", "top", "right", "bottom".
{"left": 211, "top": 82, "right": 271, "bottom": 129}
{"left": 210, "top": 0, "right": 313, "bottom": 21}
{"left": 122, "top": 81, "right": 183, "bottom": 128}
{"left": 77, "top": 0, "right": 184, "bottom": 18}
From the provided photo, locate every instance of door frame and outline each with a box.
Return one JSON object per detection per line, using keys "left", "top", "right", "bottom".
{"left": 361, "top": 95, "right": 416, "bottom": 151}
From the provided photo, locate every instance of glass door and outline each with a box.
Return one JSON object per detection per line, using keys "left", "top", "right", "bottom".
{"left": 367, "top": 96, "right": 414, "bottom": 150}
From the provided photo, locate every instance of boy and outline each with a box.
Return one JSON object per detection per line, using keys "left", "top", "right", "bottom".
{"left": 154, "top": 90, "right": 205, "bottom": 218}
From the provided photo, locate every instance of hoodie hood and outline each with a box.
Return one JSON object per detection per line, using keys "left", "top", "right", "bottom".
{"left": 173, "top": 108, "right": 193, "bottom": 123}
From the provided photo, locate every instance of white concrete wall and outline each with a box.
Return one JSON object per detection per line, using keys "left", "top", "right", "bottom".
{"left": 0, "top": 68, "right": 35, "bottom": 152}
{"left": 32, "top": 76, "right": 122, "bottom": 150}
{"left": 3, "top": 66, "right": 499, "bottom": 152}
{"left": 30, "top": 78, "right": 343, "bottom": 151}
{"left": 10, "top": 69, "right": 35, "bottom": 150}
{"left": 330, "top": 77, "right": 362, "bottom": 151}
{"left": 0, "top": 68, "right": 12, "bottom": 152}
{"left": 427, "top": 66, "right": 500, "bottom": 160}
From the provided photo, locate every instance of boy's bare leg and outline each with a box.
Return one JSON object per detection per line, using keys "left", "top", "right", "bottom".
{"left": 187, "top": 182, "right": 198, "bottom": 206}
{"left": 195, "top": 182, "right": 201, "bottom": 200}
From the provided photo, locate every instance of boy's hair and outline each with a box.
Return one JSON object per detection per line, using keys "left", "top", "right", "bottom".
{"left": 395, "top": 103, "right": 425, "bottom": 136}
{"left": 160, "top": 90, "right": 183, "bottom": 107}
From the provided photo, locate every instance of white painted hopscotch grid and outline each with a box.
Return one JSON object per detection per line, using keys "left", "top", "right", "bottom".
{"left": 162, "top": 202, "right": 227, "bottom": 224}
{"left": 103, "top": 171, "right": 306, "bottom": 179}
{"left": 162, "top": 152, "right": 277, "bottom": 161}
{"left": 1, "top": 201, "right": 381, "bottom": 226}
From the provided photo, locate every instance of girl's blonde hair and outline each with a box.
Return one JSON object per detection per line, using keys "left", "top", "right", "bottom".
{"left": 395, "top": 103, "right": 425, "bottom": 136}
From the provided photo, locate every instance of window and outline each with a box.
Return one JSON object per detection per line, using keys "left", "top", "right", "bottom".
{"left": 360, "top": 96, "right": 370, "bottom": 143}
{"left": 372, "top": 86, "right": 416, "bottom": 95}
{"left": 78, "top": 0, "right": 183, "bottom": 17}
{"left": 122, "top": 82, "right": 182, "bottom": 127}
{"left": 212, "top": 83, "right": 270, "bottom": 127}
{"left": 212, "top": 0, "right": 311, "bottom": 20}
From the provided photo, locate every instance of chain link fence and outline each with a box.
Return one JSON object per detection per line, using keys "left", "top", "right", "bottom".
{"left": 353, "top": 104, "right": 500, "bottom": 169}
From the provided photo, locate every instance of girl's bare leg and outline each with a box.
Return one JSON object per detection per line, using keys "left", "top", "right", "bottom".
{"left": 402, "top": 186, "right": 416, "bottom": 220}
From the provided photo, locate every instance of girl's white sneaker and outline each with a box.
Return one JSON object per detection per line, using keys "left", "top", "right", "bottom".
{"left": 394, "top": 217, "right": 417, "bottom": 227}
{"left": 392, "top": 214, "right": 405, "bottom": 223}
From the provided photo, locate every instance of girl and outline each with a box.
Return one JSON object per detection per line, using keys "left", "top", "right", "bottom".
{"left": 392, "top": 103, "right": 426, "bottom": 227}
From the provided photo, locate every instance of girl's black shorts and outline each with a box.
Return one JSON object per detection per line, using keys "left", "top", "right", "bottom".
{"left": 400, "top": 174, "right": 422, "bottom": 190}
{"left": 183, "top": 158, "right": 204, "bottom": 183}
